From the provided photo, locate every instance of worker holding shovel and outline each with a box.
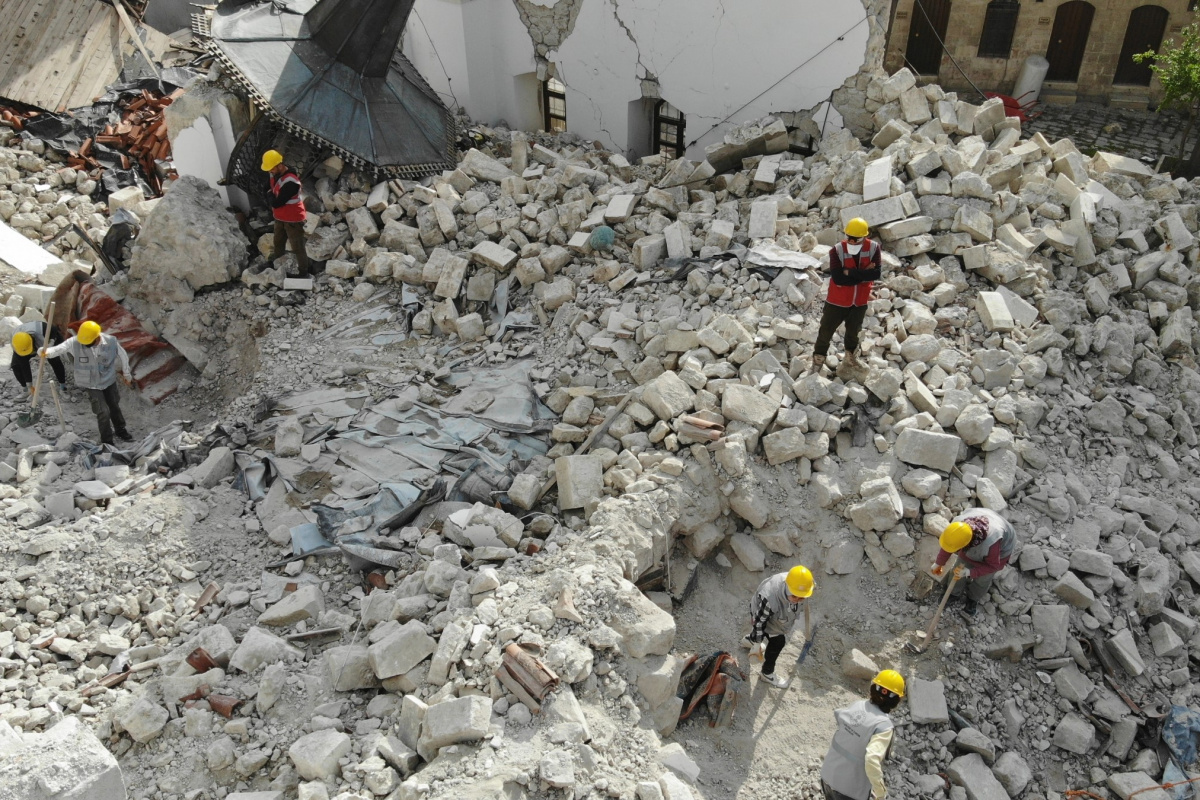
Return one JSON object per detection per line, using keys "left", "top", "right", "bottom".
{"left": 11, "top": 321, "right": 66, "bottom": 393}
{"left": 819, "top": 669, "right": 905, "bottom": 800}
{"left": 932, "top": 509, "right": 1017, "bottom": 618}
{"left": 41, "top": 320, "right": 133, "bottom": 445}
{"left": 743, "top": 565, "right": 814, "bottom": 688}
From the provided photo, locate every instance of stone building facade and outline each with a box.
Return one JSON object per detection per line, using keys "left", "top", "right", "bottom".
{"left": 884, "top": 0, "right": 1197, "bottom": 108}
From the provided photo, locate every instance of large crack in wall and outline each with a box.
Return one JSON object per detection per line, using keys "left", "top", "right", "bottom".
{"left": 511, "top": 0, "right": 584, "bottom": 57}
{"left": 830, "top": 0, "right": 893, "bottom": 138}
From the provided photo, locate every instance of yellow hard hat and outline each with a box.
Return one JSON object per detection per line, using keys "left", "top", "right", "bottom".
{"left": 940, "top": 520, "right": 974, "bottom": 553}
{"left": 261, "top": 149, "right": 284, "bottom": 171}
{"left": 873, "top": 669, "right": 905, "bottom": 697}
{"left": 785, "top": 565, "right": 814, "bottom": 598}
{"left": 77, "top": 320, "right": 102, "bottom": 346}
{"left": 11, "top": 332, "right": 33, "bottom": 357}
{"left": 844, "top": 217, "right": 869, "bottom": 238}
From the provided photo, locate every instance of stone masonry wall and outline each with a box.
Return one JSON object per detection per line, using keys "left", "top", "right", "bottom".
{"left": 884, "top": 0, "right": 1196, "bottom": 106}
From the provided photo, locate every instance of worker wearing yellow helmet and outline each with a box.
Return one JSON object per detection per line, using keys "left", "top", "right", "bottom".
{"left": 810, "top": 217, "right": 882, "bottom": 374}
{"left": 10, "top": 319, "right": 66, "bottom": 395}
{"left": 262, "top": 149, "right": 313, "bottom": 277}
{"left": 743, "top": 565, "right": 815, "bottom": 688}
{"left": 931, "top": 508, "right": 1018, "bottom": 618}
{"left": 820, "top": 669, "right": 905, "bottom": 800}
{"left": 41, "top": 320, "right": 134, "bottom": 445}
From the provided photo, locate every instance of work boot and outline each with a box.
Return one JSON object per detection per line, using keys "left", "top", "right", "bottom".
{"left": 761, "top": 671, "right": 790, "bottom": 689}
{"left": 959, "top": 599, "right": 979, "bottom": 618}
{"left": 844, "top": 350, "right": 863, "bottom": 369}
{"left": 809, "top": 354, "right": 826, "bottom": 373}
{"left": 115, "top": 429, "right": 133, "bottom": 442}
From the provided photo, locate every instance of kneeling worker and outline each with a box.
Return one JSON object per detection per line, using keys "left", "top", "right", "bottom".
{"left": 820, "top": 669, "right": 905, "bottom": 800}
{"left": 931, "top": 508, "right": 1017, "bottom": 617}
{"left": 11, "top": 321, "right": 66, "bottom": 393}
{"left": 41, "top": 321, "right": 133, "bottom": 445}
{"left": 745, "top": 565, "right": 814, "bottom": 688}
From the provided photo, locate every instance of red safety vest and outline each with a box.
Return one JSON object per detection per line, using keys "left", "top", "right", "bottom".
{"left": 269, "top": 169, "right": 307, "bottom": 223}
{"left": 825, "top": 238, "right": 880, "bottom": 308}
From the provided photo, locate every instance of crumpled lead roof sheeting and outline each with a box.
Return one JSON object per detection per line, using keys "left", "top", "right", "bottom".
{"left": 198, "top": 0, "right": 455, "bottom": 177}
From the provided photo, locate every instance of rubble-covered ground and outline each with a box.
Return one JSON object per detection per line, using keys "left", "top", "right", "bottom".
{"left": 1, "top": 64, "right": 1200, "bottom": 800}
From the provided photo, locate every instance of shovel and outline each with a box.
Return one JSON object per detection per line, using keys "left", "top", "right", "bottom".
{"left": 16, "top": 301, "right": 55, "bottom": 427}
{"left": 904, "top": 556, "right": 960, "bottom": 655}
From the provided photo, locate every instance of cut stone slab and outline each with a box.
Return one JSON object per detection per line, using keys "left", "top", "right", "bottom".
{"left": 1052, "top": 713, "right": 1094, "bottom": 754}
{"left": 288, "top": 729, "right": 351, "bottom": 781}
{"left": 0, "top": 716, "right": 127, "bottom": 799}
{"left": 976, "top": 292, "right": 1014, "bottom": 332}
{"left": 894, "top": 428, "right": 962, "bottom": 473}
{"left": 418, "top": 695, "right": 492, "bottom": 755}
{"left": 470, "top": 241, "right": 517, "bottom": 271}
{"left": 721, "top": 384, "right": 780, "bottom": 430}
{"left": 729, "top": 533, "right": 766, "bottom": 571}
{"left": 641, "top": 371, "right": 695, "bottom": 420}
{"left": 228, "top": 627, "right": 303, "bottom": 674}
{"left": 258, "top": 584, "right": 324, "bottom": 626}
{"left": 1031, "top": 605, "right": 1070, "bottom": 659}
{"left": 556, "top": 455, "right": 603, "bottom": 511}
{"left": 368, "top": 620, "right": 437, "bottom": 679}
{"left": 117, "top": 697, "right": 169, "bottom": 743}
{"left": 947, "top": 753, "right": 1007, "bottom": 800}
{"left": 1107, "top": 772, "right": 1172, "bottom": 800}
{"left": 909, "top": 677, "right": 950, "bottom": 724}
{"left": 193, "top": 446, "right": 235, "bottom": 489}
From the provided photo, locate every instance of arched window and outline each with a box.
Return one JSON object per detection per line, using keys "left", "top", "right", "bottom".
{"left": 977, "top": 0, "right": 1020, "bottom": 58}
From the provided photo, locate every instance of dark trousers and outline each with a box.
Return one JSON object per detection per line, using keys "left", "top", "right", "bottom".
{"left": 762, "top": 634, "right": 786, "bottom": 676}
{"left": 821, "top": 780, "right": 858, "bottom": 800}
{"left": 87, "top": 384, "right": 127, "bottom": 444}
{"left": 814, "top": 302, "right": 868, "bottom": 358}
{"left": 45, "top": 357, "right": 66, "bottom": 385}
{"left": 272, "top": 220, "right": 312, "bottom": 275}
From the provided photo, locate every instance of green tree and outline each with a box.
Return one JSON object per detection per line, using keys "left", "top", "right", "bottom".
{"left": 1135, "top": 22, "right": 1200, "bottom": 169}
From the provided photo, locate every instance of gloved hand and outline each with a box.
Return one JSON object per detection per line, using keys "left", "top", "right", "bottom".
{"left": 930, "top": 564, "right": 945, "bottom": 577}
{"left": 953, "top": 565, "right": 968, "bottom": 580}
{"left": 27, "top": 385, "right": 35, "bottom": 397}
{"left": 120, "top": 372, "right": 133, "bottom": 386}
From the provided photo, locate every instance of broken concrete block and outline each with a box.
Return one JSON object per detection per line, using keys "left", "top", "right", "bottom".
{"left": 288, "top": 729, "right": 351, "bottom": 781}
{"left": 274, "top": 417, "right": 304, "bottom": 458}
{"left": 609, "top": 581, "right": 676, "bottom": 658}
{"left": 1107, "top": 773, "right": 1172, "bottom": 800}
{"left": 1106, "top": 629, "right": 1146, "bottom": 676}
{"left": 839, "top": 193, "right": 919, "bottom": 229}
{"left": 748, "top": 199, "right": 778, "bottom": 239}
{"left": 605, "top": 194, "right": 638, "bottom": 222}
{"left": 1052, "top": 572, "right": 1096, "bottom": 608}
{"left": 862, "top": 155, "right": 893, "bottom": 202}
{"left": 455, "top": 312, "right": 485, "bottom": 341}
{"left": 556, "top": 455, "right": 603, "bottom": 511}
{"left": 847, "top": 478, "right": 904, "bottom": 532}
{"left": 460, "top": 148, "right": 515, "bottom": 182}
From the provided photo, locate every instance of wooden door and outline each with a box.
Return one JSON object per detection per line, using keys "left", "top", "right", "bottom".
{"left": 1112, "top": 5, "right": 1169, "bottom": 86}
{"left": 1045, "top": 1, "right": 1096, "bottom": 82}
{"left": 905, "top": 0, "right": 952, "bottom": 76}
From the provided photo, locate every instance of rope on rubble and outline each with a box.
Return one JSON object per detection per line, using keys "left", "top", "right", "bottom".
{"left": 1064, "top": 774, "right": 1200, "bottom": 800}
{"left": 682, "top": 14, "right": 870, "bottom": 150}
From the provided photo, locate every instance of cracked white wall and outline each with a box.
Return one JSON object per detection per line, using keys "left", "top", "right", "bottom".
{"left": 406, "top": 0, "right": 874, "bottom": 158}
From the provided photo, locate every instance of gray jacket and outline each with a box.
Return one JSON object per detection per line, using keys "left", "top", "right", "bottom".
{"left": 44, "top": 333, "right": 131, "bottom": 390}
{"left": 748, "top": 572, "right": 804, "bottom": 641}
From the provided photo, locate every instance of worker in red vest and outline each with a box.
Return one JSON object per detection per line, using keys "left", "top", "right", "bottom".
{"left": 263, "top": 150, "right": 312, "bottom": 276}
{"left": 811, "top": 217, "right": 882, "bottom": 373}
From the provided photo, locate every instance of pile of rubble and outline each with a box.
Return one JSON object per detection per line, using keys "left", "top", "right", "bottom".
{"left": 0, "top": 63, "right": 1199, "bottom": 800}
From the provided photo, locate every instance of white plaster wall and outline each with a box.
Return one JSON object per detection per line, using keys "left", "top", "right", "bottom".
{"left": 404, "top": 0, "right": 871, "bottom": 159}
{"left": 405, "top": 0, "right": 474, "bottom": 114}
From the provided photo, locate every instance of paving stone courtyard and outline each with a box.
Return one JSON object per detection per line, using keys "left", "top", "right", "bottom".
{"left": 1024, "top": 101, "right": 1198, "bottom": 166}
